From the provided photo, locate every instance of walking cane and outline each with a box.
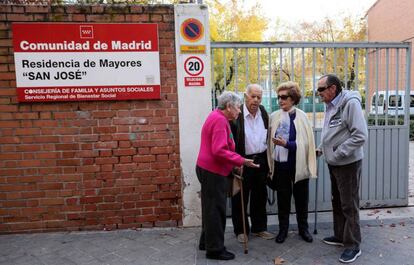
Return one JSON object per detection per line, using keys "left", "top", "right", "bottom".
{"left": 239, "top": 166, "right": 248, "bottom": 254}
{"left": 313, "top": 157, "right": 319, "bottom": 235}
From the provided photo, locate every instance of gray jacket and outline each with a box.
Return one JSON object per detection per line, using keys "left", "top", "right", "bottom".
{"left": 319, "top": 90, "right": 368, "bottom": 166}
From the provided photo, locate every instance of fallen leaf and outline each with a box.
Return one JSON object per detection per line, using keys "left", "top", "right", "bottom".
{"left": 390, "top": 223, "right": 396, "bottom": 227}
{"left": 389, "top": 238, "right": 395, "bottom": 243}
{"left": 386, "top": 210, "right": 392, "bottom": 213}
{"left": 369, "top": 209, "right": 381, "bottom": 215}
{"left": 399, "top": 221, "right": 405, "bottom": 226}
{"left": 274, "top": 256, "right": 285, "bottom": 265}
{"left": 403, "top": 236, "right": 411, "bottom": 239}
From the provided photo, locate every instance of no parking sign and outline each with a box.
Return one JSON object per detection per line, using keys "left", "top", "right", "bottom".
{"left": 176, "top": 14, "right": 209, "bottom": 88}
{"left": 180, "top": 18, "right": 204, "bottom": 42}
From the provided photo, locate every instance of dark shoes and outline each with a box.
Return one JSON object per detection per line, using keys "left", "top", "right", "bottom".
{"left": 206, "top": 249, "right": 235, "bottom": 260}
{"left": 322, "top": 236, "right": 360, "bottom": 263}
{"left": 275, "top": 229, "right": 288, "bottom": 243}
{"left": 339, "top": 249, "right": 361, "bottom": 263}
{"left": 299, "top": 230, "right": 313, "bottom": 243}
{"left": 322, "top": 236, "right": 344, "bottom": 246}
{"left": 276, "top": 228, "right": 313, "bottom": 243}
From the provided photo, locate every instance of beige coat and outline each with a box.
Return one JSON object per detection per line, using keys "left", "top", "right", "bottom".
{"left": 267, "top": 108, "right": 317, "bottom": 183}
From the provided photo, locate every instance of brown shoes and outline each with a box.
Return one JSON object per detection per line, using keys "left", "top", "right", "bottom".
{"left": 251, "top": 231, "right": 276, "bottom": 240}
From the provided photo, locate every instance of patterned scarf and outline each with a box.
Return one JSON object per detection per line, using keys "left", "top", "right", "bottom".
{"left": 273, "top": 107, "right": 295, "bottom": 162}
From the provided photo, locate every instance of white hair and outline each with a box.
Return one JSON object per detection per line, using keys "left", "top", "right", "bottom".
{"left": 246, "top": 84, "right": 263, "bottom": 94}
{"left": 217, "top": 91, "right": 242, "bottom": 110}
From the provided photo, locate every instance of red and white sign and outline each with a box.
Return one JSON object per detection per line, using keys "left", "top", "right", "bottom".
{"left": 183, "top": 56, "right": 205, "bottom": 87}
{"left": 184, "top": 56, "right": 204, "bottom": 76}
{"left": 184, "top": 77, "right": 204, "bottom": 86}
{"left": 12, "top": 23, "right": 161, "bottom": 102}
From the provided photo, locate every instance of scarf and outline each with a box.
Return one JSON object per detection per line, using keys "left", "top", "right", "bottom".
{"left": 273, "top": 107, "right": 295, "bottom": 162}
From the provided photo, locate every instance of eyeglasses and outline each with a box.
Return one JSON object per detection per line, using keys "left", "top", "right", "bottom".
{"left": 277, "top": 95, "right": 290, "bottom": 100}
{"left": 317, "top": 84, "right": 332, "bottom": 93}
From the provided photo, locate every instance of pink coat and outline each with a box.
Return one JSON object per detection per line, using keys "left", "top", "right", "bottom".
{"left": 197, "top": 109, "right": 245, "bottom": 176}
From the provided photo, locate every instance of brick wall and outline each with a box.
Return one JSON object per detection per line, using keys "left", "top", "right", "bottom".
{"left": 367, "top": 0, "right": 414, "bottom": 91}
{"left": 0, "top": 4, "right": 182, "bottom": 233}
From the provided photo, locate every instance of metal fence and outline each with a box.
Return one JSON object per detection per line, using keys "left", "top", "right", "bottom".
{"left": 211, "top": 42, "right": 411, "bottom": 213}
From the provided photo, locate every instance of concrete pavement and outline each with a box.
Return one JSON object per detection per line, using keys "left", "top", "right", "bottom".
{"left": 1, "top": 142, "right": 414, "bottom": 265}
{"left": 1, "top": 207, "right": 414, "bottom": 265}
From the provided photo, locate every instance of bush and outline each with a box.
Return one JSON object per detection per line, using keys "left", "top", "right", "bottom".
{"left": 367, "top": 115, "right": 414, "bottom": 140}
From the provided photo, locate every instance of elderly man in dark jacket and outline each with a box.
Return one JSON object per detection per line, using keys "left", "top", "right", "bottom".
{"left": 230, "top": 84, "right": 275, "bottom": 244}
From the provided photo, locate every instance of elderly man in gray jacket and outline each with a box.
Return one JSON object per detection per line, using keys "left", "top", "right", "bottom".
{"left": 316, "top": 74, "right": 368, "bottom": 264}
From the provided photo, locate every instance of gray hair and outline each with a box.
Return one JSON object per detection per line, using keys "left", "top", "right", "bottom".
{"left": 217, "top": 91, "right": 242, "bottom": 110}
{"left": 246, "top": 84, "right": 263, "bottom": 94}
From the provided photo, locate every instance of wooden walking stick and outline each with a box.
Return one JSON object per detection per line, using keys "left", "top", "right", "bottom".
{"left": 239, "top": 166, "right": 248, "bottom": 254}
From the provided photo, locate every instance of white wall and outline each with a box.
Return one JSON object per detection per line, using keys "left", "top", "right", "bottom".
{"left": 174, "top": 4, "right": 212, "bottom": 227}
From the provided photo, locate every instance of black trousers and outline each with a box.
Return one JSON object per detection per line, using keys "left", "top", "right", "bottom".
{"left": 231, "top": 165, "right": 268, "bottom": 235}
{"left": 196, "top": 166, "right": 230, "bottom": 252}
{"left": 274, "top": 162, "right": 309, "bottom": 232}
{"left": 328, "top": 160, "right": 362, "bottom": 249}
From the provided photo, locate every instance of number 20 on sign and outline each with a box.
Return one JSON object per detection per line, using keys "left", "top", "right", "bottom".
{"left": 184, "top": 56, "right": 204, "bottom": 76}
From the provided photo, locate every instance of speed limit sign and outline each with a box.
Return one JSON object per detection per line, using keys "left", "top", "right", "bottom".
{"left": 184, "top": 56, "right": 204, "bottom": 76}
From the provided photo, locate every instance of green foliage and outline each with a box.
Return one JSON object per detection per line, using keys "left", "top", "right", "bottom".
{"left": 367, "top": 115, "right": 405, "bottom": 126}
{"left": 411, "top": 120, "right": 414, "bottom": 141}
{"left": 207, "top": 0, "right": 268, "bottom": 42}
{"left": 367, "top": 115, "right": 414, "bottom": 140}
{"left": 207, "top": 0, "right": 269, "bottom": 96}
{"left": 268, "top": 16, "right": 368, "bottom": 94}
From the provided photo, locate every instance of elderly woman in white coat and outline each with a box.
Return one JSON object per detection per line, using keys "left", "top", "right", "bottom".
{"left": 267, "top": 81, "right": 317, "bottom": 244}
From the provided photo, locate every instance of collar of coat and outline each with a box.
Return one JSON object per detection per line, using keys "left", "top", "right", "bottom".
{"left": 230, "top": 104, "right": 269, "bottom": 156}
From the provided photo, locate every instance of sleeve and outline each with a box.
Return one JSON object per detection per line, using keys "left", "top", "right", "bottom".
{"left": 335, "top": 99, "right": 368, "bottom": 158}
{"left": 304, "top": 116, "right": 317, "bottom": 177}
{"left": 211, "top": 123, "right": 244, "bottom": 167}
{"left": 267, "top": 123, "right": 274, "bottom": 177}
{"left": 229, "top": 119, "right": 238, "bottom": 144}
{"left": 317, "top": 142, "right": 323, "bottom": 152}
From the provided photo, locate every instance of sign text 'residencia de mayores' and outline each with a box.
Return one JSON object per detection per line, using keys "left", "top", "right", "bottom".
{"left": 19, "top": 40, "right": 153, "bottom": 51}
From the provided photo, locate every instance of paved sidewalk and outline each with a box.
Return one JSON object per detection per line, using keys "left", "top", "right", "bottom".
{"left": 1, "top": 207, "right": 414, "bottom": 265}
{"left": 1, "top": 142, "right": 413, "bottom": 265}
